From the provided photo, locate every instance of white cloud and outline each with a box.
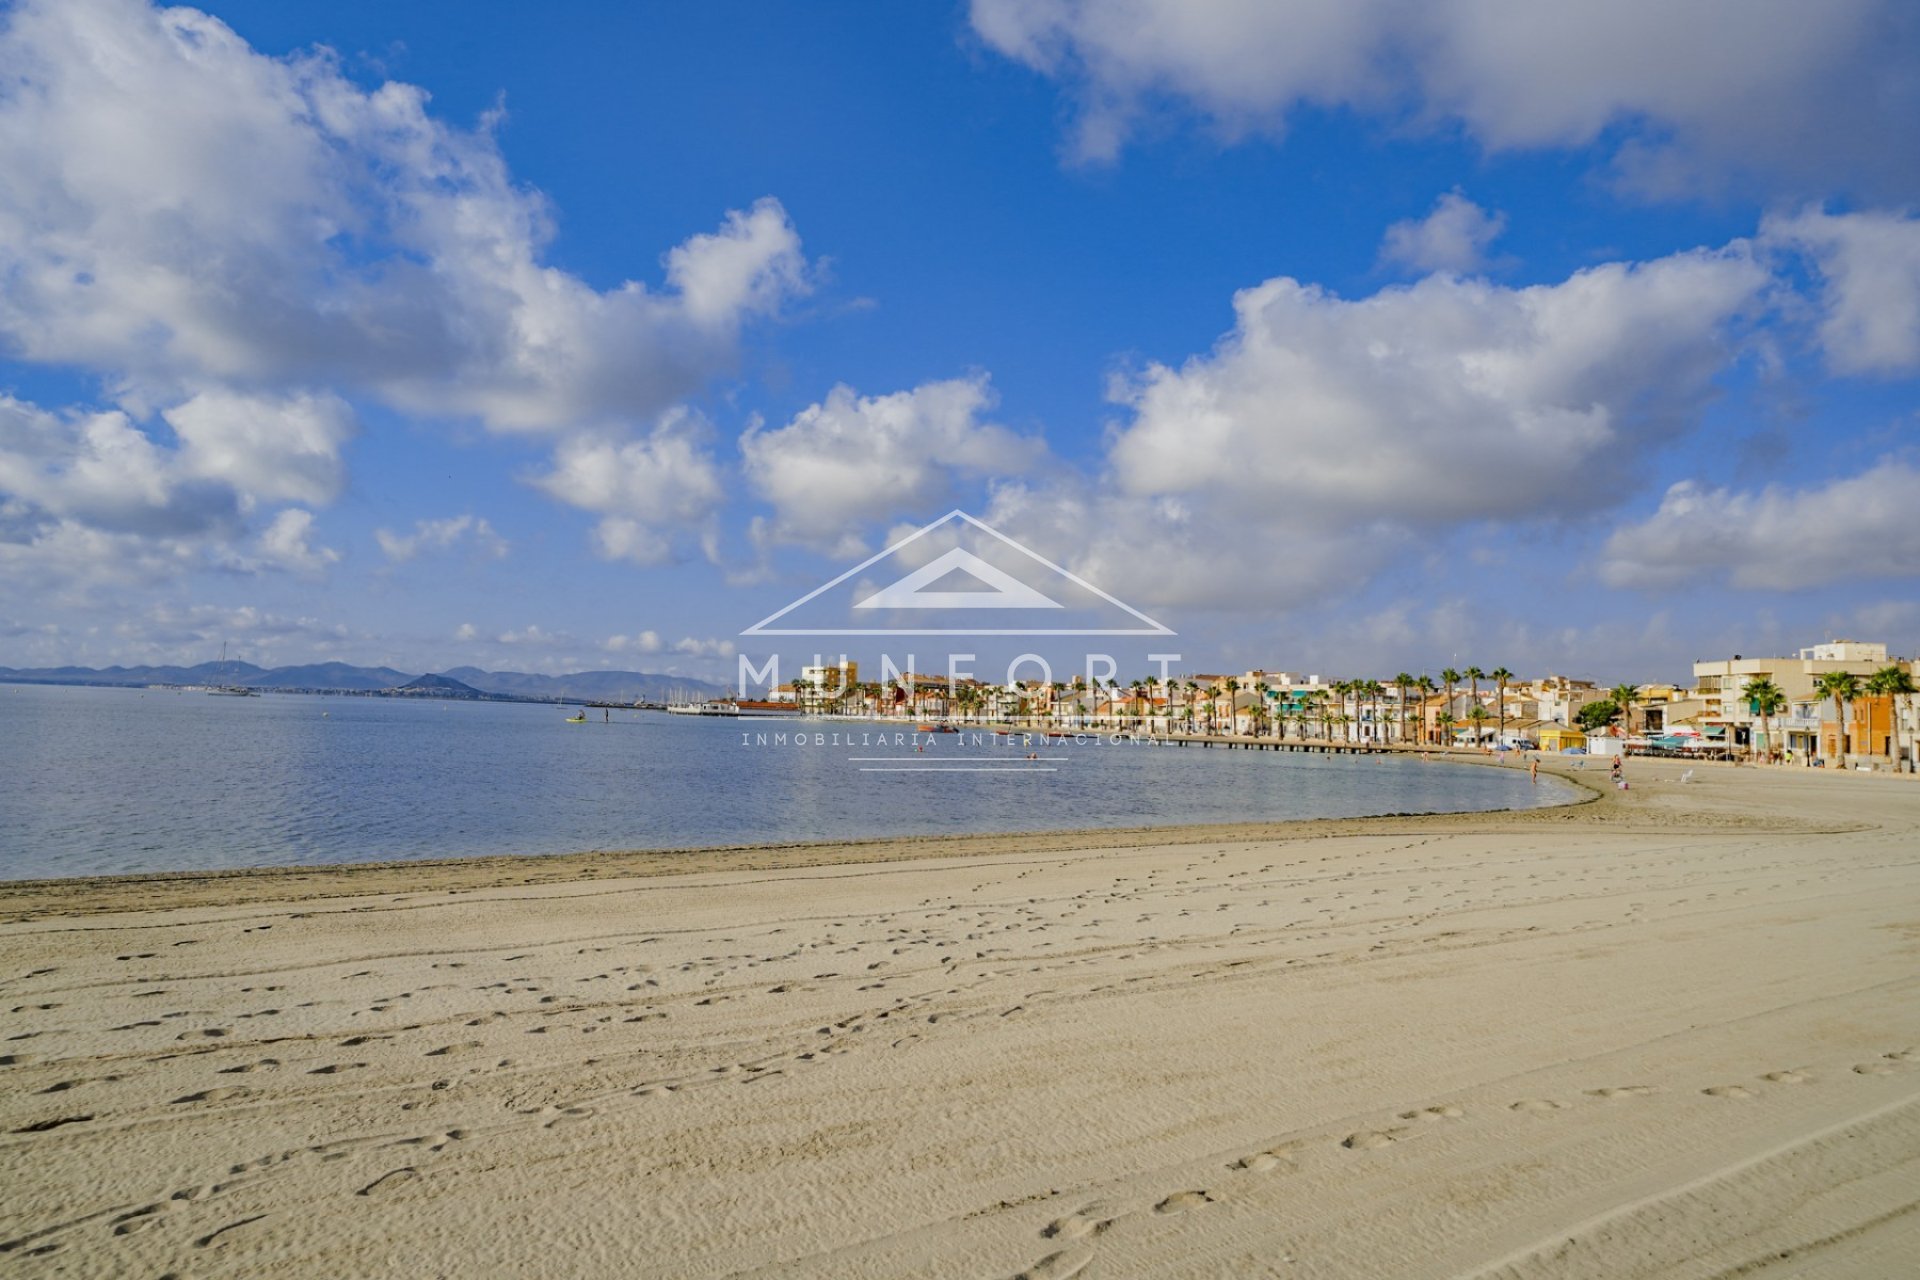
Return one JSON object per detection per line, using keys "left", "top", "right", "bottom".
{"left": 605, "top": 630, "right": 663, "bottom": 655}
{"left": 664, "top": 200, "right": 811, "bottom": 329}
{"left": 1599, "top": 458, "right": 1920, "bottom": 590}
{"left": 740, "top": 375, "right": 1047, "bottom": 555}
{"left": 530, "top": 410, "right": 726, "bottom": 565}
{"left": 982, "top": 477, "right": 1400, "bottom": 609}
{"left": 1763, "top": 206, "right": 1920, "bottom": 374}
{"left": 134, "top": 602, "right": 353, "bottom": 656}
{"left": 165, "top": 389, "right": 357, "bottom": 508}
{"left": 375, "top": 514, "right": 509, "bottom": 563}
{"left": 249, "top": 508, "right": 340, "bottom": 576}
{"left": 0, "top": 0, "right": 813, "bottom": 431}
{"left": 0, "top": 517, "right": 201, "bottom": 593}
{"left": 0, "top": 396, "right": 237, "bottom": 536}
{"left": 1379, "top": 191, "right": 1505, "bottom": 274}
{"left": 1108, "top": 245, "right": 1764, "bottom": 524}
{"left": 969, "top": 0, "right": 1920, "bottom": 198}
{"left": 671, "top": 636, "right": 737, "bottom": 659}
{"left": 0, "top": 390, "right": 360, "bottom": 587}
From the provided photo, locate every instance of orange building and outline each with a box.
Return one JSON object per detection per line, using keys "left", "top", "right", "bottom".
{"left": 1819, "top": 694, "right": 1896, "bottom": 761}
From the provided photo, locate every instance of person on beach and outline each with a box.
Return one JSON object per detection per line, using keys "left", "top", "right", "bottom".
{"left": 1529, "top": 759, "right": 1538, "bottom": 784}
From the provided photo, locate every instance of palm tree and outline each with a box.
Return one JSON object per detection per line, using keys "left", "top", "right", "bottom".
{"left": 1491, "top": 667, "right": 1513, "bottom": 746}
{"left": 1441, "top": 668, "right": 1461, "bottom": 742}
{"left": 1317, "top": 692, "right": 1335, "bottom": 742}
{"left": 1437, "top": 709, "right": 1456, "bottom": 746}
{"left": 1393, "top": 673, "right": 1414, "bottom": 746}
{"left": 1465, "top": 666, "right": 1484, "bottom": 716}
{"left": 1815, "top": 670, "right": 1862, "bottom": 769}
{"left": 1222, "top": 678, "right": 1240, "bottom": 736}
{"left": 1416, "top": 675, "right": 1437, "bottom": 744}
{"left": 1467, "top": 703, "right": 1490, "bottom": 747}
{"left": 1744, "top": 676, "right": 1786, "bottom": 763}
{"left": 1865, "top": 665, "right": 1916, "bottom": 767}
{"left": 1609, "top": 684, "right": 1638, "bottom": 737}
{"left": 1364, "top": 679, "right": 1384, "bottom": 743}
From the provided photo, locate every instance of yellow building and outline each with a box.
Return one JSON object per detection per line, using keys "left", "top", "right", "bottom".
{"left": 1537, "top": 725, "right": 1588, "bottom": 752}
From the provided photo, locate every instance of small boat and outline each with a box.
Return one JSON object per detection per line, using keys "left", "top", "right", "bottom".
{"left": 564, "top": 711, "right": 587, "bottom": 723}
{"left": 207, "top": 642, "right": 259, "bottom": 696}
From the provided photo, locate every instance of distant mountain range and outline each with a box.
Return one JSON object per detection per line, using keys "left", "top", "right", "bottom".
{"left": 0, "top": 661, "right": 725, "bottom": 704}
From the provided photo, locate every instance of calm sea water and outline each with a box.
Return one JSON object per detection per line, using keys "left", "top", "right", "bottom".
{"left": 0, "top": 683, "right": 1575, "bottom": 880}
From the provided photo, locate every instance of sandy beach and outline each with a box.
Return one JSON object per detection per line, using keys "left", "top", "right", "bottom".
{"left": 3, "top": 757, "right": 1918, "bottom": 1277}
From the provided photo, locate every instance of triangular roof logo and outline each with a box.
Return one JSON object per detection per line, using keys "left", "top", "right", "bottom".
{"left": 855, "top": 547, "right": 1062, "bottom": 611}
{"left": 743, "top": 511, "right": 1173, "bottom": 636}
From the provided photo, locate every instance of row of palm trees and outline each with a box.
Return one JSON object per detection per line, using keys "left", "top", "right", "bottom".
{"left": 789, "top": 666, "right": 1538, "bottom": 747}
{"left": 1740, "top": 666, "right": 1917, "bottom": 769}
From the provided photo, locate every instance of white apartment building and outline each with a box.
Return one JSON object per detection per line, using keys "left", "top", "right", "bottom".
{"left": 1690, "top": 641, "right": 1889, "bottom": 753}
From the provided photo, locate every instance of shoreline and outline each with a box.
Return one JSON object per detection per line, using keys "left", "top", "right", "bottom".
{"left": 5, "top": 753, "right": 1885, "bottom": 922}
{"left": 0, "top": 750, "right": 1602, "bottom": 918}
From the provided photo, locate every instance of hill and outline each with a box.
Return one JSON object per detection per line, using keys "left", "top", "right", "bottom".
{"left": 388, "top": 673, "right": 490, "bottom": 699}
{"left": 0, "top": 661, "right": 724, "bottom": 703}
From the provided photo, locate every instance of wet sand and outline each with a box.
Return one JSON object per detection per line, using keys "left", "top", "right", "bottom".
{"left": 2, "top": 757, "right": 1917, "bottom": 1277}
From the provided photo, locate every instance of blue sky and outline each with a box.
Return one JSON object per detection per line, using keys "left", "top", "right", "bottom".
{"left": 1, "top": 0, "right": 1917, "bottom": 686}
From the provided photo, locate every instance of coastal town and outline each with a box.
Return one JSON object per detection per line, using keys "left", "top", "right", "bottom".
{"left": 687, "top": 639, "right": 1920, "bottom": 772}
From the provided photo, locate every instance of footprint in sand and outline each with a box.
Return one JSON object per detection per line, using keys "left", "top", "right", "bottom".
{"left": 395, "top": 1129, "right": 467, "bottom": 1152}
{"left": 112, "top": 1203, "right": 172, "bottom": 1236}
{"left": 1016, "top": 1247, "right": 1093, "bottom": 1280}
{"left": 172, "top": 1086, "right": 254, "bottom": 1104}
{"left": 1702, "top": 1085, "right": 1757, "bottom": 1100}
{"left": 194, "top": 1215, "right": 266, "bottom": 1249}
{"left": 1509, "top": 1098, "right": 1563, "bottom": 1113}
{"left": 1342, "top": 1129, "right": 1403, "bottom": 1150}
{"left": 1154, "top": 1190, "right": 1212, "bottom": 1214}
{"left": 1399, "top": 1104, "right": 1464, "bottom": 1122}
{"left": 1232, "top": 1144, "right": 1300, "bottom": 1172}
{"left": 1761, "top": 1070, "right": 1813, "bottom": 1084}
{"left": 1042, "top": 1202, "right": 1119, "bottom": 1240}
{"left": 1585, "top": 1085, "right": 1659, "bottom": 1099}
{"left": 356, "top": 1167, "right": 418, "bottom": 1196}
{"left": 1852, "top": 1061, "right": 1899, "bottom": 1076}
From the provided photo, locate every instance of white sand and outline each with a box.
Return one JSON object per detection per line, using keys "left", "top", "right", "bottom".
{"left": 2, "top": 758, "right": 1917, "bottom": 1277}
